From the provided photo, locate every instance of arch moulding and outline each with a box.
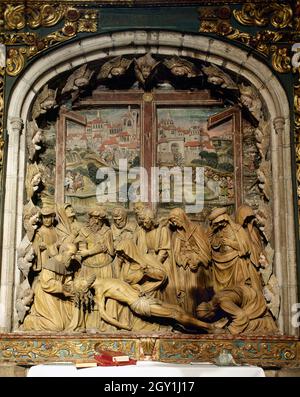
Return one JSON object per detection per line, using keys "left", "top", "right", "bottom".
{"left": 0, "top": 30, "right": 297, "bottom": 337}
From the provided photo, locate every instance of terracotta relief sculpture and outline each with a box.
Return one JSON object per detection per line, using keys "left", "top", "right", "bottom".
{"left": 134, "top": 53, "right": 160, "bottom": 87}
{"left": 27, "top": 120, "right": 43, "bottom": 162}
{"left": 164, "top": 56, "right": 201, "bottom": 78}
{"left": 239, "top": 83, "right": 263, "bottom": 121}
{"left": 202, "top": 64, "right": 238, "bottom": 90}
{"left": 31, "top": 84, "right": 57, "bottom": 120}
{"left": 97, "top": 56, "right": 133, "bottom": 80}
{"left": 168, "top": 208, "right": 211, "bottom": 316}
{"left": 22, "top": 243, "right": 80, "bottom": 331}
{"left": 18, "top": 54, "right": 279, "bottom": 336}
{"left": 62, "top": 64, "right": 94, "bottom": 99}
{"left": 196, "top": 207, "right": 278, "bottom": 334}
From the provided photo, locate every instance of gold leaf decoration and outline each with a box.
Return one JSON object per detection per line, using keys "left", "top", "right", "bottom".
{"left": 270, "top": 46, "right": 291, "bottom": 74}
{"left": 233, "top": 3, "right": 293, "bottom": 29}
{"left": 199, "top": 19, "right": 284, "bottom": 58}
{"left": 4, "top": 4, "right": 25, "bottom": 30}
{"left": 1, "top": 33, "right": 38, "bottom": 46}
{"left": 27, "top": 4, "right": 66, "bottom": 29}
{"left": 6, "top": 47, "right": 27, "bottom": 77}
{"left": 2, "top": 5, "right": 98, "bottom": 76}
{"left": 0, "top": 336, "right": 299, "bottom": 367}
{"left": 78, "top": 11, "right": 98, "bottom": 33}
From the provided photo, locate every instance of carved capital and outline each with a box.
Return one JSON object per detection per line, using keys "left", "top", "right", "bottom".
{"left": 273, "top": 117, "right": 285, "bottom": 135}
{"left": 9, "top": 117, "right": 24, "bottom": 136}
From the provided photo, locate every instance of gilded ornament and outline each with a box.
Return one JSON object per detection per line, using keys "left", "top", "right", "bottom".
{"left": 62, "top": 21, "right": 77, "bottom": 37}
{"left": 233, "top": 3, "right": 293, "bottom": 29}
{"left": 4, "top": 3, "right": 66, "bottom": 30}
{"left": 65, "top": 8, "right": 81, "bottom": 22}
{"left": 78, "top": 11, "right": 98, "bottom": 33}
{"left": 27, "top": 4, "right": 66, "bottom": 29}
{"left": 4, "top": 4, "right": 25, "bottom": 30}
{"left": 270, "top": 46, "right": 291, "bottom": 74}
{"left": 2, "top": 6, "right": 98, "bottom": 75}
{"left": 6, "top": 47, "right": 27, "bottom": 77}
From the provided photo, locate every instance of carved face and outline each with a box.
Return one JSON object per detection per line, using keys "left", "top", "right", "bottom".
{"left": 142, "top": 216, "right": 154, "bottom": 231}
{"left": 169, "top": 216, "right": 183, "bottom": 228}
{"left": 42, "top": 214, "right": 54, "bottom": 227}
{"left": 31, "top": 172, "right": 42, "bottom": 186}
{"left": 171, "top": 66, "right": 186, "bottom": 76}
{"left": 140, "top": 65, "right": 152, "bottom": 79}
{"left": 113, "top": 214, "right": 126, "bottom": 229}
{"left": 42, "top": 99, "right": 55, "bottom": 110}
{"left": 89, "top": 215, "right": 102, "bottom": 229}
{"left": 110, "top": 67, "right": 125, "bottom": 77}
{"left": 208, "top": 76, "right": 224, "bottom": 86}
{"left": 64, "top": 247, "right": 77, "bottom": 267}
{"left": 65, "top": 205, "right": 76, "bottom": 218}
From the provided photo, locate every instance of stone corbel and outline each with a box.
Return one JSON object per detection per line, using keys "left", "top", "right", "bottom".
{"left": 9, "top": 116, "right": 24, "bottom": 136}
{"left": 273, "top": 116, "right": 285, "bottom": 135}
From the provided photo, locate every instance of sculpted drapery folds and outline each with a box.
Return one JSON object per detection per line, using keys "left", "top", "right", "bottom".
{"left": 168, "top": 208, "right": 211, "bottom": 316}
{"left": 134, "top": 207, "right": 174, "bottom": 306}
{"left": 235, "top": 204, "right": 267, "bottom": 271}
{"left": 196, "top": 283, "right": 278, "bottom": 335}
{"left": 75, "top": 275, "right": 226, "bottom": 334}
{"left": 75, "top": 206, "right": 116, "bottom": 331}
{"left": 32, "top": 206, "right": 59, "bottom": 272}
{"left": 115, "top": 238, "right": 169, "bottom": 331}
{"left": 22, "top": 243, "right": 80, "bottom": 332}
{"left": 205, "top": 207, "right": 279, "bottom": 334}
{"left": 208, "top": 207, "right": 253, "bottom": 292}
{"left": 56, "top": 203, "right": 82, "bottom": 244}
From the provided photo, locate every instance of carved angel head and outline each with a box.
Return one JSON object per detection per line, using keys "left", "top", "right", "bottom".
{"left": 134, "top": 53, "right": 160, "bottom": 84}
{"left": 202, "top": 64, "right": 237, "bottom": 90}
{"left": 62, "top": 64, "right": 94, "bottom": 95}
{"left": 25, "top": 163, "right": 43, "bottom": 200}
{"left": 32, "top": 84, "right": 57, "bottom": 119}
{"left": 98, "top": 56, "right": 133, "bottom": 80}
{"left": 27, "top": 120, "right": 43, "bottom": 161}
{"left": 164, "top": 56, "right": 200, "bottom": 78}
{"left": 239, "top": 83, "right": 262, "bottom": 120}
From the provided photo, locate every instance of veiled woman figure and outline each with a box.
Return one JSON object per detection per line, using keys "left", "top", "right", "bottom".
{"left": 208, "top": 207, "right": 264, "bottom": 293}
{"left": 236, "top": 205, "right": 266, "bottom": 269}
{"left": 115, "top": 239, "right": 169, "bottom": 331}
{"left": 168, "top": 208, "right": 212, "bottom": 316}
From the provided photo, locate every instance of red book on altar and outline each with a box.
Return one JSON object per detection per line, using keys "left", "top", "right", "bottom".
{"left": 94, "top": 350, "right": 137, "bottom": 366}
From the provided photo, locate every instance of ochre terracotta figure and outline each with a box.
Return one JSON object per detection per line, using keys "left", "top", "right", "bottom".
{"left": 74, "top": 276, "right": 225, "bottom": 334}
{"left": 115, "top": 238, "right": 168, "bottom": 331}
{"left": 22, "top": 243, "right": 80, "bottom": 332}
{"left": 32, "top": 206, "right": 59, "bottom": 272}
{"left": 168, "top": 208, "right": 211, "bottom": 316}
{"left": 76, "top": 206, "right": 116, "bottom": 331}
{"left": 196, "top": 281, "right": 279, "bottom": 335}
{"left": 56, "top": 203, "right": 82, "bottom": 245}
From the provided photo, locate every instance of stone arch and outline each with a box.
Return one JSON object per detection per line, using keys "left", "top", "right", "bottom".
{"left": 0, "top": 30, "right": 296, "bottom": 335}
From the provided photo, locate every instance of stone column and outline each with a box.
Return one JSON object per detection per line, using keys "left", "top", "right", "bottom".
{"left": 272, "top": 116, "right": 298, "bottom": 335}
{"left": 0, "top": 117, "right": 23, "bottom": 332}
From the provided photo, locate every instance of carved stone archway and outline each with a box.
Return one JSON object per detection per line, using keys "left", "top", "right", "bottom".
{"left": 0, "top": 30, "right": 296, "bottom": 337}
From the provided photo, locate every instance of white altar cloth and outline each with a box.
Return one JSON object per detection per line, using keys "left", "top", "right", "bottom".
{"left": 27, "top": 360, "right": 265, "bottom": 377}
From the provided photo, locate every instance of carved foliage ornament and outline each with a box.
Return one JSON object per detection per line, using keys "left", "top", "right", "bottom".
{"left": 4, "top": 4, "right": 66, "bottom": 30}
{"left": 198, "top": 3, "right": 292, "bottom": 73}
{"left": 0, "top": 337, "right": 299, "bottom": 367}
{"left": 233, "top": 3, "right": 293, "bottom": 29}
{"left": 2, "top": 4, "right": 98, "bottom": 76}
